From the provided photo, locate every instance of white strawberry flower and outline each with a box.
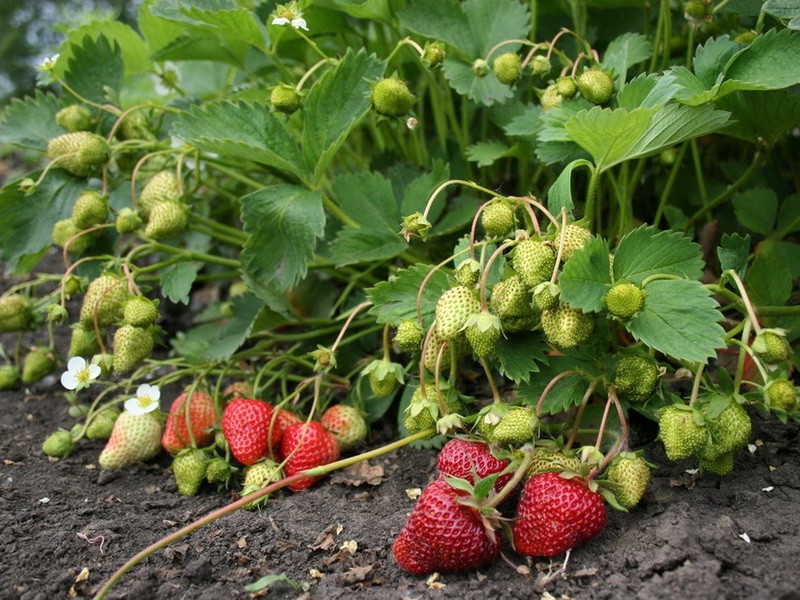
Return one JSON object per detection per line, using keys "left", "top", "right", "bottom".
{"left": 124, "top": 384, "right": 160, "bottom": 415}
{"left": 60, "top": 357, "right": 101, "bottom": 391}
{"left": 37, "top": 54, "right": 60, "bottom": 72}
{"left": 271, "top": 2, "right": 309, "bottom": 30}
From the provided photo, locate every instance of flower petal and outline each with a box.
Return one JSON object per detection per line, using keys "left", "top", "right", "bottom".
{"left": 87, "top": 364, "right": 102, "bottom": 380}
{"left": 67, "top": 356, "right": 86, "bottom": 373}
{"left": 291, "top": 17, "right": 308, "bottom": 30}
{"left": 124, "top": 397, "right": 145, "bottom": 415}
{"left": 272, "top": 16, "right": 290, "bottom": 25}
{"left": 61, "top": 371, "right": 79, "bottom": 390}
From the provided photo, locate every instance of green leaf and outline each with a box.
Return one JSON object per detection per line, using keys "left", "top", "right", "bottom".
{"left": 466, "top": 140, "right": 514, "bottom": 166}
{"left": 601, "top": 33, "right": 651, "bottom": 83}
{"left": 559, "top": 236, "right": 613, "bottom": 312}
{"left": 763, "top": 0, "right": 800, "bottom": 27}
{"left": 615, "top": 73, "right": 680, "bottom": 109}
{"left": 777, "top": 194, "right": 800, "bottom": 235}
{"left": 717, "top": 233, "right": 751, "bottom": 279}
{"left": 719, "top": 29, "right": 800, "bottom": 95}
{"left": 535, "top": 100, "right": 592, "bottom": 164}
{"left": 745, "top": 254, "right": 792, "bottom": 306}
{"left": 150, "top": 0, "right": 266, "bottom": 49}
{"left": 0, "top": 171, "right": 84, "bottom": 274}
{"left": 693, "top": 36, "right": 740, "bottom": 88}
{"left": 503, "top": 105, "right": 542, "bottom": 137}
{"left": 331, "top": 170, "right": 399, "bottom": 228}
{"left": 732, "top": 188, "right": 778, "bottom": 235}
{"left": 518, "top": 356, "right": 592, "bottom": 414}
{"left": 758, "top": 239, "right": 800, "bottom": 279}
{"left": 442, "top": 60, "right": 514, "bottom": 107}
{"left": 244, "top": 573, "right": 306, "bottom": 593}
{"left": 627, "top": 279, "right": 725, "bottom": 363}
{"left": 0, "top": 91, "right": 62, "bottom": 151}
{"left": 240, "top": 185, "right": 325, "bottom": 294}
{"left": 302, "top": 49, "right": 386, "bottom": 179}
{"left": 494, "top": 332, "right": 549, "bottom": 384}
{"left": 462, "top": 0, "right": 530, "bottom": 56}
{"left": 717, "top": 90, "right": 800, "bottom": 145}
{"left": 366, "top": 265, "right": 451, "bottom": 328}
{"left": 399, "top": 160, "right": 451, "bottom": 216}
{"left": 547, "top": 159, "right": 593, "bottom": 217}
{"left": 205, "top": 294, "right": 266, "bottom": 361}
{"left": 64, "top": 34, "right": 124, "bottom": 105}
{"left": 613, "top": 225, "right": 704, "bottom": 284}
{"left": 328, "top": 228, "right": 407, "bottom": 266}
{"left": 160, "top": 262, "right": 200, "bottom": 305}
{"left": 398, "top": 0, "right": 475, "bottom": 54}
{"left": 54, "top": 20, "right": 151, "bottom": 77}
{"left": 564, "top": 106, "right": 653, "bottom": 171}
{"left": 172, "top": 101, "right": 308, "bottom": 181}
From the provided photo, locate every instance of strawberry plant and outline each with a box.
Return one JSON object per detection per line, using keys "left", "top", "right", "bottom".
{"left": 0, "top": 0, "right": 799, "bottom": 596}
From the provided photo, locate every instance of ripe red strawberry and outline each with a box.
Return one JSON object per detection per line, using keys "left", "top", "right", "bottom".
{"left": 161, "top": 390, "right": 219, "bottom": 454}
{"left": 221, "top": 398, "right": 275, "bottom": 466}
{"left": 99, "top": 411, "right": 163, "bottom": 469}
{"left": 437, "top": 438, "right": 512, "bottom": 493}
{"left": 279, "top": 421, "right": 340, "bottom": 491}
{"left": 513, "top": 472, "right": 606, "bottom": 557}
{"left": 320, "top": 404, "right": 368, "bottom": 451}
{"left": 392, "top": 478, "right": 500, "bottom": 575}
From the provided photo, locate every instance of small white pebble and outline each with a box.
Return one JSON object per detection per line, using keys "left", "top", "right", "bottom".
{"left": 762, "top": 486, "right": 773, "bottom": 492}
{"left": 6, "top": 477, "right": 12, "bottom": 483}
{"left": 747, "top": 444, "right": 757, "bottom": 454}
{"left": 739, "top": 533, "right": 751, "bottom": 543}
{"left": 38, "top": 497, "right": 50, "bottom": 504}
{"left": 685, "top": 468, "right": 699, "bottom": 475}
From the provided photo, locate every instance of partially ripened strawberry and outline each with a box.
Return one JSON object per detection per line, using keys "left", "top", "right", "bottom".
{"left": 604, "top": 452, "right": 651, "bottom": 509}
{"left": 143, "top": 200, "right": 188, "bottom": 240}
{"left": 392, "top": 478, "right": 500, "bottom": 575}
{"left": 112, "top": 325, "right": 154, "bottom": 373}
{"left": 99, "top": 410, "right": 163, "bottom": 469}
{"left": 221, "top": 398, "right": 275, "bottom": 466}
{"left": 512, "top": 239, "right": 556, "bottom": 288}
{"left": 161, "top": 390, "right": 219, "bottom": 454}
{"left": 138, "top": 170, "right": 181, "bottom": 218}
{"left": 79, "top": 274, "right": 129, "bottom": 327}
{"left": 658, "top": 404, "right": 708, "bottom": 460}
{"left": 320, "top": 404, "right": 368, "bottom": 451}
{"left": 46, "top": 131, "right": 109, "bottom": 177}
{"left": 513, "top": 472, "right": 606, "bottom": 557}
{"left": 435, "top": 286, "right": 480, "bottom": 341}
{"left": 541, "top": 304, "right": 593, "bottom": 349}
{"left": 172, "top": 450, "right": 209, "bottom": 496}
{"left": 279, "top": 421, "right": 340, "bottom": 491}
{"left": 437, "top": 438, "right": 512, "bottom": 493}
{"left": 241, "top": 459, "right": 283, "bottom": 509}
{"left": 72, "top": 190, "right": 109, "bottom": 229}
{"left": 371, "top": 77, "right": 415, "bottom": 117}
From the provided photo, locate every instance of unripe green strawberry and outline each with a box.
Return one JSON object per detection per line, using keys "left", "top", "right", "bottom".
{"left": 321, "top": 404, "right": 368, "bottom": 451}
{"left": 138, "top": 171, "right": 181, "bottom": 219}
{"left": 143, "top": 200, "right": 188, "bottom": 240}
{"left": 454, "top": 259, "right": 481, "bottom": 287}
{"left": 493, "top": 52, "right": 522, "bottom": 85}
{"left": 699, "top": 451, "right": 734, "bottom": 476}
{"left": 63, "top": 275, "right": 85, "bottom": 299}
{"left": 533, "top": 282, "right": 559, "bottom": 311}
{"left": 310, "top": 345, "right": 336, "bottom": 372}
{"left": 69, "top": 324, "right": 101, "bottom": 358}
{"left": 576, "top": 69, "right": 615, "bottom": 104}
{"left": 51, "top": 219, "right": 93, "bottom": 254}
{"left": 422, "top": 41, "right": 446, "bottom": 68}
{"left": 530, "top": 55, "right": 551, "bottom": 76}
{"left": 206, "top": 457, "right": 235, "bottom": 486}
{"left": 752, "top": 330, "right": 790, "bottom": 365}
{"left": 435, "top": 286, "right": 480, "bottom": 341}
{"left": 55, "top": 104, "right": 93, "bottom": 132}
{"left": 45, "top": 303, "right": 68, "bottom": 324}
{"left": 363, "top": 359, "right": 404, "bottom": 398}
{"left": 683, "top": 0, "right": 712, "bottom": 22}
{"left": 463, "top": 311, "right": 502, "bottom": 358}
{"left": 423, "top": 329, "right": 470, "bottom": 372}
{"left": 112, "top": 325, "right": 155, "bottom": 373}
{"left": 241, "top": 459, "right": 283, "bottom": 509}
{"left": 42, "top": 429, "right": 74, "bottom": 458}
{"left": 0, "top": 365, "right": 20, "bottom": 390}
{"left": 86, "top": 406, "right": 121, "bottom": 441}
{"left": 118, "top": 110, "right": 155, "bottom": 141}
{"left": 490, "top": 275, "right": 531, "bottom": 319}
{"left": 605, "top": 452, "right": 651, "bottom": 509}
{"left": 472, "top": 58, "right": 490, "bottom": 77}
{"left": 700, "top": 401, "right": 751, "bottom": 461}
{"left": 733, "top": 30, "right": 757, "bottom": 44}
{"left": 555, "top": 76, "right": 577, "bottom": 98}
{"left": 91, "top": 353, "right": 114, "bottom": 376}
{"left": 404, "top": 386, "right": 462, "bottom": 435}
{"left": 489, "top": 406, "right": 538, "bottom": 446}
{"left": 540, "top": 84, "right": 564, "bottom": 111}
{"left": 0, "top": 293, "right": 32, "bottom": 332}
{"left": 115, "top": 208, "right": 143, "bottom": 234}
{"left": 765, "top": 379, "right": 797, "bottom": 413}
{"left": 605, "top": 282, "right": 645, "bottom": 319}
{"left": 371, "top": 78, "right": 415, "bottom": 117}
{"left": 555, "top": 224, "right": 592, "bottom": 261}
{"left": 512, "top": 239, "right": 556, "bottom": 288}
{"left": 474, "top": 403, "right": 508, "bottom": 438}
{"left": 481, "top": 199, "right": 516, "bottom": 237}
{"left": 658, "top": 405, "right": 708, "bottom": 460}
{"left": 614, "top": 355, "right": 660, "bottom": 402}
{"left": 79, "top": 274, "right": 129, "bottom": 327}
{"left": 72, "top": 190, "right": 109, "bottom": 229}
{"left": 21, "top": 347, "right": 56, "bottom": 385}
{"left": 271, "top": 84, "right": 302, "bottom": 114}
{"left": 46, "top": 131, "right": 109, "bottom": 177}
{"left": 172, "top": 450, "right": 208, "bottom": 496}
{"left": 99, "top": 410, "right": 163, "bottom": 469}
{"left": 541, "top": 304, "right": 593, "bottom": 349}
{"left": 400, "top": 211, "right": 431, "bottom": 241}
{"left": 526, "top": 446, "right": 581, "bottom": 479}
{"left": 122, "top": 296, "right": 159, "bottom": 327}
{"left": 394, "top": 319, "right": 423, "bottom": 352}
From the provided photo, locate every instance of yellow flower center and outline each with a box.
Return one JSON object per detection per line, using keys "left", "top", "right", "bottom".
{"left": 137, "top": 395, "right": 152, "bottom": 408}
{"left": 76, "top": 368, "right": 91, "bottom": 383}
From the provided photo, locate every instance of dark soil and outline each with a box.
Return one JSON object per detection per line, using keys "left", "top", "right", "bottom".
{"left": 2, "top": 380, "right": 800, "bottom": 600}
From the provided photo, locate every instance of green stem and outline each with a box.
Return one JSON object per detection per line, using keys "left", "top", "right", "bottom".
{"left": 733, "top": 318, "right": 752, "bottom": 394}
{"left": 584, "top": 165, "right": 600, "bottom": 226}
{"left": 144, "top": 241, "right": 240, "bottom": 268}
{"left": 190, "top": 213, "right": 248, "bottom": 242}
{"left": 690, "top": 138, "right": 708, "bottom": 210}
{"left": 92, "top": 429, "right": 436, "bottom": 600}
{"left": 653, "top": 142, "right": 689, "bottom": 228}
{"left": 204, "top": 160, "right": 265, "bottom": 190}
